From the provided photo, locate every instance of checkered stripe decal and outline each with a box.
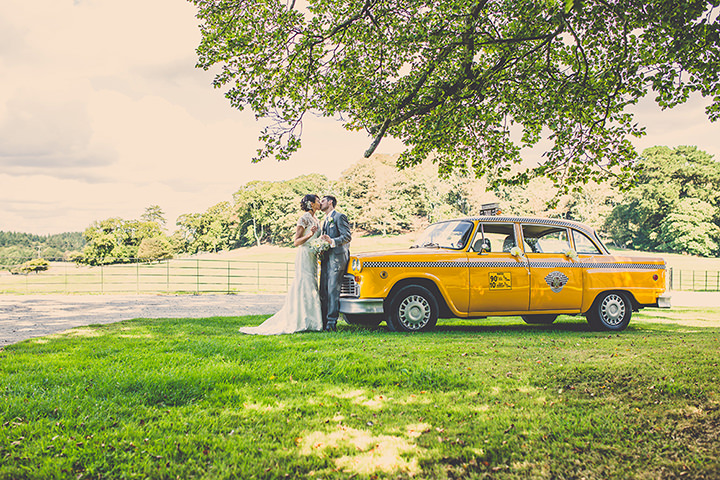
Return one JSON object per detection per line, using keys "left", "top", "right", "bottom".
{"left": 529, "top": 261, "right": 665, "bottom": 270}
{"left": 364, "top": 261, "right": 465, "bottom": 268}
{"left": 362, "top": 261, "right": 665, "bottom": 270}
{"left": 465, "top": 216, "right": 596, "bottom": 236}
{"left": 543, "top": 262, "right": 665, "bottom": 270}
{"left": 364, "top": 261, "right": 524, "bottom": 269}
{"left": 578, "top": 262, "right": 666, "bottom": 270}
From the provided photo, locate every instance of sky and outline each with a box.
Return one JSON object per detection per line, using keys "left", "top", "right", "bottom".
{"left": 1, "top": 0, "right": 718, "bottom": 235}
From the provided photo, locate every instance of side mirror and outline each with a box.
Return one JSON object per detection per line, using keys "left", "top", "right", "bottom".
{"left": 475, "top": 239, "right": 491, "bottom": 254}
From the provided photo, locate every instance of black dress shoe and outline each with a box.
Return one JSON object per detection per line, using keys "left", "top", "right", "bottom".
{"left": 324, "top": 324, "right": 337, "bottom": 332}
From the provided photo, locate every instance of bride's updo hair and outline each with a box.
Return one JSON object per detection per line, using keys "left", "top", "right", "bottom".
{"left": 300, "top": 194, "right": 319, "bottom": 212}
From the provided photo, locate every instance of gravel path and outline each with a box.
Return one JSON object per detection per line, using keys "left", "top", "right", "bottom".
{"left": 1, "top": 291, "right": 717, "bottom": 346}
{"left": 0, "top": 294, "right": 284, "bottom": 346}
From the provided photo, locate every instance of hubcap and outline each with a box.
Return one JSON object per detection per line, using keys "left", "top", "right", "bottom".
{"left": 398, "top": 295, "right": 430, "bottom": 330}
{"left": 600, "top": 294, "right": 626, "bottom": 326}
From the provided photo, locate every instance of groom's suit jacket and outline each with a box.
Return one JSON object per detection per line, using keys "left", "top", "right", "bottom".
{"left": 323, "top": 210, "right": 352, "bottom": 255}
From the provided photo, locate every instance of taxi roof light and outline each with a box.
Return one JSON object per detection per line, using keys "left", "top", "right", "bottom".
{"left": 479, "top": 202, "right": 502, "bottom": 216}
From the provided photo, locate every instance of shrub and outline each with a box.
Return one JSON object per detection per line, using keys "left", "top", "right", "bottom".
{"left": 10, "top": 258, "right": 50, "bottom": 275}
{"left": 137, "top": 236, "right": 174, "bottom": 262}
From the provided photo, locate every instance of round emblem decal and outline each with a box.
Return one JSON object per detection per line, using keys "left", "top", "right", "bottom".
{"left": 544, "top": 271, "right": 569, "bottom": 293}
{"left": 379, "top": 271, "right": 388, "bottom": 279}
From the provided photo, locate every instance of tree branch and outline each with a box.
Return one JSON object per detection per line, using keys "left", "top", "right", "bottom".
{"left": 364, "top": 118, "right": 391, "bottom": 157}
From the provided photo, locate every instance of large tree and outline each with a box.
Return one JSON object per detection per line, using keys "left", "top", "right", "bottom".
{"left": 81, "top": 218, "right": 170, "bottom": 265}
{"left": 190, "top": 0, "right": 719, "bottom": 190}
{"left": 605, "top": 145, "right": 720, "bottom": 255}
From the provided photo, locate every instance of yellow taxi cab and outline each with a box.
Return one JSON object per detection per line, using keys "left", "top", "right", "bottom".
{"left": 340, "top": 212, "right": 671, "bottom": 332}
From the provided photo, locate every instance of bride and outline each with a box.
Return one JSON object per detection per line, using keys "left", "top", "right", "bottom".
{"left": 239, "top": 194, "right": 324, "bottom": 335}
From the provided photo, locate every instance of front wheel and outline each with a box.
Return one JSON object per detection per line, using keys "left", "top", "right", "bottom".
{"left": 521, "top": 314, "right": 558, "bottom": 325}
{"left": 587, "top": 292, "right": 632, "bottom": 331}
{"left": 386, "top": 285, "right": 439, "bottom": 333}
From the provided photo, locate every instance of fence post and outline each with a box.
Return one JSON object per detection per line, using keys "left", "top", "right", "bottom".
{"left": 136, "top": 260, "right": 140, "bottom": 294}
{"left": 101, "top": 264, "right": 104, "bottom": 294}
{"left": 196, "top": 258, "right": 200, "bottom": 294}
{"left": 227, "top": 261, "right": 231, "bottom": 294}
{"left": 166, "top": 260, "right": 170, "bottom": 294}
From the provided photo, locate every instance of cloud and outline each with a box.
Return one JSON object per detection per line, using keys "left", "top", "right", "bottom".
{"left": 0, "top": 88, "right": 117, "bottom": 177}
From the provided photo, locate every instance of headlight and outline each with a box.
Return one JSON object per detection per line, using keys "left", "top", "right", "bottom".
{"left": 351, "top": 258, "right": 362, "bottom": 272}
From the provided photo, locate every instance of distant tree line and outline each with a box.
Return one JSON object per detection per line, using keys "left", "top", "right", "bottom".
{"left": 0, "top": 231, "right": 84, "bottom": 267}
{"left": 4, "top": 146, "right": 718, "bottom": 269}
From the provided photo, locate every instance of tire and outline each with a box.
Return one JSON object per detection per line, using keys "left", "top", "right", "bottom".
{"left": 587, "top": 292, "right": 632, "bottom": 331}
{"left": 521, "top": 314, "right": 558, "bottom": 325}
{"left": 343, "top": 314, "right": 383, "bottom": 328}
{"left": 386, "top": 285, "right": 439, "bottom": 333}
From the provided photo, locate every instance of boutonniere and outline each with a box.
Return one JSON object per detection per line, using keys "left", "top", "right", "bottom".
{"left": 327, "top": 216, "right": 335, "bottom": 225}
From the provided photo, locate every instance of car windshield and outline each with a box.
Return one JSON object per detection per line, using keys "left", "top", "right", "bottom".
{"left": 413, "top": 220, "right": 474, "bottom": 250}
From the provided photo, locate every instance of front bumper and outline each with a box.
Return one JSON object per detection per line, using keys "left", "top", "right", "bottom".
{"left": 339, "top": 298, "right": 385, "bottom": 315}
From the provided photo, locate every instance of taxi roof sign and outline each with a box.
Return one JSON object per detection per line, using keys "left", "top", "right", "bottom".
{"left": 479, "top": 203, "right": 502, "bottom": 216}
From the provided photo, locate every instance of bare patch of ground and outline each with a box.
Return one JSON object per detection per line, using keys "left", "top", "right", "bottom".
{"left": 0, "top": 294, "right": 284, "bottom": 345}
{"left": 298, "top": 421, "right": 432, "bottom": 476}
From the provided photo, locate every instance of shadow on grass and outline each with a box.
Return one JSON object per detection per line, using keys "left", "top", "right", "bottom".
{"left": 350, "top": 317, "right": 671, "bottom": 334}
{"left": 338, "top": 318, "right": 593, "bottom": 334}
{"left": 432, "top": 322, "right": 594, "bottom": 334}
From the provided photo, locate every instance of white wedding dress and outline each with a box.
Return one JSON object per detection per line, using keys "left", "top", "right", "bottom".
{"left": 239, "top": 212, "right": 324, "bottom": 335}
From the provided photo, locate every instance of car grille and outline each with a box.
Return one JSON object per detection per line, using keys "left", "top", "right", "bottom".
{"left": 340, "top": 274, "right": 359, "bottom": 297}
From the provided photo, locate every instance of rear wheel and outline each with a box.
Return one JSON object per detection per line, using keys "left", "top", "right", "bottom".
{"left": 587, "top": 292, "right": 632, "bottom": 331}
{"left": 386, "top": 285, "right": 438, "bottom": 333}
{"left": 521, "top": 314, "right": 558, "bottom": 325}
{"left": 343, "top": 314, "right": 383, "bottom": 328}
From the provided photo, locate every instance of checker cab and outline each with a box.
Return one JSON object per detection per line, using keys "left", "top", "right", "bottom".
{"left": 339, "top": 216, "right": 670, "bottom": 332}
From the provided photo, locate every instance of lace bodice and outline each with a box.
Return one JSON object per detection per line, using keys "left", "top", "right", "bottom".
{"left": 298, "top": 212, "right": 319, "bottom": 229}
{"left": 298, "top": 212, "right": 320, "bottom": 246}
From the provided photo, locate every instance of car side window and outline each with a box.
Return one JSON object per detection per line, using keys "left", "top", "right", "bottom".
{"left": 470, "top": 223, "right": 516, "bottom": 253}
{"left": 522, "top": 225, "right": 571, "bottom": 254}
{"left": 573, "top": 230, "right": 602, "bottom": 254}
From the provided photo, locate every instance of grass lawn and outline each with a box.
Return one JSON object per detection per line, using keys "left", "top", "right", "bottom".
{"left": 1, "top": 310, "right": 719, "bottom": 479}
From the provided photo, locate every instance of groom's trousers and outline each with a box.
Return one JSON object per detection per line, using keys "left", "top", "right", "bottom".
{"left": 320, "top": 249, "right": 349, "bottom": 328}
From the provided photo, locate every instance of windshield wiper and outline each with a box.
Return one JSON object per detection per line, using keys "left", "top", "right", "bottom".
{"left": 420, "top": 242, "right": 440, "bottom": 248}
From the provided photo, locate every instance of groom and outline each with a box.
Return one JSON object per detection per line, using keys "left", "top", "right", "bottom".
{"left": 319, "top": 195, "right": 352, "bottom": 332}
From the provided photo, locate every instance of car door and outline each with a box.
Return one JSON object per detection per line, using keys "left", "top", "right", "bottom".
{"left": 522, "top": 224, "right": 583, "bottom": 313}
{"left": 467, "top": 222, "right": 530, "bottom": 315}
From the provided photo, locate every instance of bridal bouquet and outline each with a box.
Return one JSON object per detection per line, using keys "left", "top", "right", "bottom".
{"left": 509, "top": 246, "right": 524, "bottom": 258}
{"left": 308, "top": 237, "right": 331, "bottom": 255}
{"left": 565, "top": 248, "right": 579, "bottom": 261}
